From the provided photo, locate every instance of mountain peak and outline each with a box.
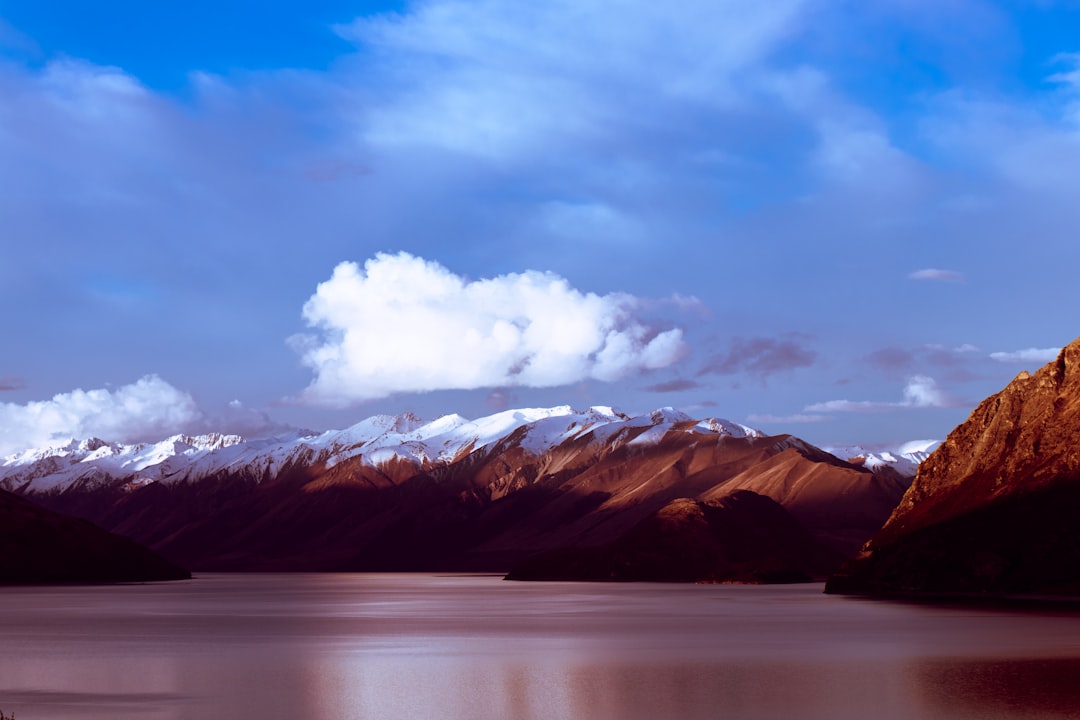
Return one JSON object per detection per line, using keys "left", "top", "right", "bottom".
{"left": 828, "top": 334, "right": 1080, "bottom": 597}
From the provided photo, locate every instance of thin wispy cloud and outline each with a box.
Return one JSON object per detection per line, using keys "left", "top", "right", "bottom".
{"left": 1049, "top": 52, "right": 1080, "bottom": 126}
{"left": 908, "top": 268, "right": 965, "bottom": 283}
{"left": 645, "top": 379, "right": 703, "bottom": 393}
{"left": 484, "top": 389, "right": 517, "bottom": 412}
{"left": 746, "top": 413, "right": 830, "bottom": 424}
{"left": 337, "top": 0, "right": 806, "bottom": 160}
{"left": 865, "top": 343, "right": 984, "bottom": 385}
{"left": 291, "top": 252, "right": 688, "bottom": 406}
{"left": 0, "top": 375, "right": 26, "bottom": 392}
{"left": 805, "top": 376, "right": 959, "bottom": 413}
{"left": 865, "top": 347, "right": 916, "bottom": 374}
{"left": 990, "top": 347, "right": 1062, "bottom": 364}
{"left": 699, "top": 335, "right": 816, "bottom": 382}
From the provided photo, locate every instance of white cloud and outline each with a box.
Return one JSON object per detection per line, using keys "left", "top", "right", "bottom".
{"left": 901, "top": 374, "right": 946, "bottom": 407}
{"left": 803, "top": 398, "right": 885, "bottom": 413}
{"left": 990, "top": 347, "right": 1061, "bottom": 364}
{"left": 804, "top": 375, "right": 954, "bottom": 413}
{"left": 1049, "top": 52, "right": 1080, "bottom": 128}
{"left": 908, "top": 268, "right": 965, "bottom": 282}
{"left": 764, "top": 65, "right": 923, "bottom": 195}
{"left": 338, "top": 0, "right": 806, "bottom": 159}
{"left": 538, "top": 201, "right": 643, "bottom": 246}
{"left": 0, "top": 376, "right": 204, "bottom": 456}
{"left": 292, "top": 252, "right": 688, "bottom": 405}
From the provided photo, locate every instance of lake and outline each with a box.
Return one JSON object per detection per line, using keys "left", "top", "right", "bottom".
{"left": 1, "top": 574, "right": 1080, "bottom": 719}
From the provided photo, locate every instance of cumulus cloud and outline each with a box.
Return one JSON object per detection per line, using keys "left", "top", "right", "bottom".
{"left": 804, "top": 375, "right": 957, "bottom": 413}
{"left": 990, "top": 347, "right": 1062, "bottom": 364}
{"left": 0, "top": 376, "right": 204, "bottom": 456}
{"left": 291, "top": 252, "right": 688, "bottom": 405}
{"left": 901, "top": 375, "right": 947, "bottom": 407}
{"left": 699, "top": 335, "right": 816, "bottom": 381}
{"left": 908, "top": 268, "right": 965, "bottom": 282}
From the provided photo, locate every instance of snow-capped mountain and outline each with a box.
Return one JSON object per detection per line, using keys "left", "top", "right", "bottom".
{"left": 0, "top": 406, "right": 763, "bottom": 494}
{"left": 2, "top": 404, "right": 934, "bottom": 577}
{"left": 822, "top": 440, "right": 941, "bottom": 478}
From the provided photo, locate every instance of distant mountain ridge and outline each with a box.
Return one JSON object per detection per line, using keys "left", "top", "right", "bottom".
{"left": 2, "top": 405, "right": 929, "bottom": 579}
{"left": 822, "top": 440, "right": 941, "bottom": 479}
{"left": 1, "top": 406, "right": 924, "bottom": 494}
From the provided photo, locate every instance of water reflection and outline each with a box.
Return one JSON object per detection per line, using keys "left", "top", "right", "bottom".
{"left": 303, "top": 656, "right": 915, "bottom": 720}
{"left": 1, "top": 575, "right": 1079, "bottom": 720}
{"left": 909, "top": 657, "right": 1080, "bottom": 720}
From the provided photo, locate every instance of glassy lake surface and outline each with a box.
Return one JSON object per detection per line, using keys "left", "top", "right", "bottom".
{"left": 2, "top": 574, "right": 1080, "bottom": 720}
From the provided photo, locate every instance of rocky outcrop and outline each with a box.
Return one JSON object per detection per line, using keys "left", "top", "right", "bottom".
{"left": 827, "top": 337, "right": 1080, "bottom": 598}
{"left": 505, "top": 491, "right": 843, "bottom": 582}
{"left": 0, "top": 489, "right": 191, "bottom": 584}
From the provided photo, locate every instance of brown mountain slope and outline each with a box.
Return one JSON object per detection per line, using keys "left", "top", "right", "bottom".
{"left": 827, "top": 336, "right": 1080, "bottom": 598}
{"left": 701, "top": 443, "right": 909, "bottom": 553}
{"left": 0, "top": 488, "right": 190, "bottom": 583}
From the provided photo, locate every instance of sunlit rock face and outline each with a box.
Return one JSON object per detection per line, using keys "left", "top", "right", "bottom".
{"left": 828, "top": 336, "right": 1080, "bottom": 598}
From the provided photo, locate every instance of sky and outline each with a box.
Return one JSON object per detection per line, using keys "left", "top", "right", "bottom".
{"left": 1, "top": 0, "right": 1078, "bottom": 455}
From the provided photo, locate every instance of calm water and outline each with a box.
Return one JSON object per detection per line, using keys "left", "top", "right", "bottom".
{"left": 2, "top": 574, "right": 1080, "bottom": 720}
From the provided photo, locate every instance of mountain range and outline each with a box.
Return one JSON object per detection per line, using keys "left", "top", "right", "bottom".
{"left": 2, "top": 406, "right": 925, "bottom": 580}
{"left": 9, "top": 333, "right": 1080, "bottom": 592}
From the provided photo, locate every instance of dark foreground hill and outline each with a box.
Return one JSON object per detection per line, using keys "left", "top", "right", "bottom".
{"left": 505, "top": 491, "right": 843, "bottom": 582}
{"left": 828, "top": 336, "right": 1080, "bottom": 598}
{"left": 0, "top": 488, "right": 190, "bottom": 583}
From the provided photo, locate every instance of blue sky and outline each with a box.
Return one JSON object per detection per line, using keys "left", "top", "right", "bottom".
{"left": 1, "top": 0, "right": 1078, "bottom": 453}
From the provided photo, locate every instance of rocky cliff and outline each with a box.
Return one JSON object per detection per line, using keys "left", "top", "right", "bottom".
{"left": 827, "top": 336, "right": 1080, "bottom": 597}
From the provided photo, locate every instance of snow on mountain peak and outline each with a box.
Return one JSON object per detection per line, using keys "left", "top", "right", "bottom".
{"left": 170, "top": 433, "right": 245, "bottom": 451}
{"left": 417, "top": 414, "right": 469, "bottom": 435}
{"left": 649, "top": 407, "right": 693, "bottom": 424}
{"left": 78, "top": 437, "right": 110, "bottom": 453}
{"left": 586, "top": 405, "right": 625, "bottom": 419}
{"left": 896, "top": 439, "right": 940, "bottom": 459}
{"left": 0, "top": 404, "right": 933, "bottom": 494}
{"left": 822, "top": 440, "right": 941, "bottom": 478}
{"left": 325, "top": 412, "right": 425, "bottom": 446}
{"left": 694, "top": 418, "right": 763, "bottom": 438}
